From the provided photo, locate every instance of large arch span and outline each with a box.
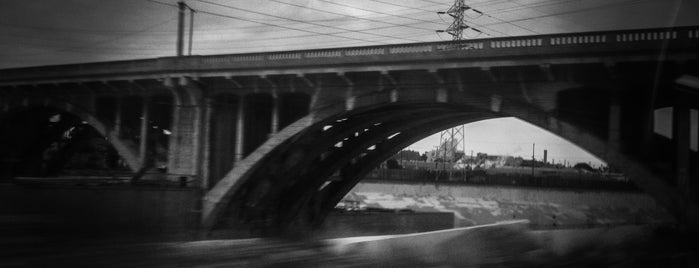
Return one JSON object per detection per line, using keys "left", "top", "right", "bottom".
{"left": 203, "top": 96, "right": 695, "bottom": 234}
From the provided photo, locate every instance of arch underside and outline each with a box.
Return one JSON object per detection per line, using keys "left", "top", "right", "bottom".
{"left": 0, "top": 103, "right": 141, "bottom": 175}
{"left": 206, "top": 96, "right": 694, "bottom": 234}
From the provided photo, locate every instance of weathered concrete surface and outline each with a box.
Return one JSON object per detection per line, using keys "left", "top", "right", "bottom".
{"left": 340, "top": 180, "right": 674, "bottom": 228}
{"left": 326, "top": 220, "right": 685, "bottom": 267}
{"left": 0, "top": 182, "right": 201, "bottom": 241}
{"left": 317, "top": 212, "right": 454, "bottom": 239}
{"left": 5, "top": 220, "right": 689, "bottom": 267}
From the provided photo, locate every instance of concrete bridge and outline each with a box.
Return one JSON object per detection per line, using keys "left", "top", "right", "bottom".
{"left": 1, "top": 26, "right": 698, "bottom": 234}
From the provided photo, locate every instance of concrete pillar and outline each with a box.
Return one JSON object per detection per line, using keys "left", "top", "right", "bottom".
{"left": 309, "top": 77, "right": 321, "bottom": 111}
{"left": 608, "top": 102, "right": 622, "bottom": 149}
{"left": 139, "top": 97, "right": 150, "bottom": 167}
{"left": 390, "top": 89, "right": 398, "bottom": 103}
{"left": 341, "top": 75, "right": 355, "bottom": 111}
{"left": 167, "top": 92, "right": 181, "bottom": 174}
{"left": 606, "top": 101, "right": 622, "bottom": 172}
{"left": 208, "top": 95, "right": 238, "bottom": 187}
{"left": 165, "top": 77, "right": 204, "bottom": 179}
{"left": 430, "top": 70, "right": 447, "bottom": 103}
{"left": 693, "top": 109, "right": 698, "bottom": 152}
{"left": 674, "top": 95, "right": 690, "bottom": 195}
{"left": 114, "top": 96, "right": 122, "bottom": 137}
{"left": 200, "top": 98, "right": 213, "bottom": 189}
{"left": 271, "top": 92, "right": 279, "bottom": 134}
{"left": 234, "top": 95, "right": 245, "bottom": 162}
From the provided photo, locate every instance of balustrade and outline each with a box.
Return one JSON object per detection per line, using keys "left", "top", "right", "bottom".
{"left": 1, "top": 26, "right": 697, "bottom": 82}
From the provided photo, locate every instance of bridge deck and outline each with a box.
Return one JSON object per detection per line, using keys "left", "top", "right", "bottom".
{"left": 1, "top": 26, "right": 698, "bottom": 84}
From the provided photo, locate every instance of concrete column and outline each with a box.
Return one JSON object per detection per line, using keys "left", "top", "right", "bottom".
{"left": 674, "top": 95, "right": 690, "bottom": 195}
{"left": 341, "top": 75, "right": 355, "bottom": 111}
{"left": 139, "top": 97, "right": 150, "bottom": 167}
{"left": 608, "top": 102, "right": 622, "bottom": 149}
{"left": 606, "top": 101, "right": 622, "bottom": 173}
{"left": 234, "top": 95, "right": 245, "bottom": 162}
{"left": 167, "top": 97, "right": 181, "bottom": 174}
{"left": 694, "top": 109, "right": 699, "bottom": 152}
{"left": 270, "top": 91, "right": 279, "bottom": 134}
{"left": 165, "top": 77, "right": 205, "bottom": 179}
{"left": 309, "top": 77, "right": 321, "bottom": 111}
{"left": 200, "top": 98, "right": 213, "bottom": 189}
{"left": 430, "top": 71, "right": 447, "bottom": 103}
{"left": 114, "top": 96, "right": 122, "bottom": 137}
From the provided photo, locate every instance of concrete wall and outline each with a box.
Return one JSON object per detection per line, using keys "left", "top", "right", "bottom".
{"left": 0, "top": 183, "right": 201, "bottom": 240}
{"left": 318, "top": 212, "right": 454, "bottom": 239}
{"left": 344, "top": 181, "right": 673, "bottom": 228}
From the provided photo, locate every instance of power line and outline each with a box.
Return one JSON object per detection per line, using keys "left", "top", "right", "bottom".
{"left": 3, "top": 19, "right": 435, "bottom": 51}
{"left": 193, "top": 9, "right": 395, "bottom": 45}
{"left": 486, "top": 0, "right": 592, "bottom": 15}
{"left": 145, "top": 0, "right": 435, "bottom": 25}
{"left": 478, "top": 10, "right": 541, "bottom": 34}
{"left": 176, "top": 2, "right": 432, "bottom": 45}
{"left": 0, "top": 17, "right": 176, "bottom": 57}
{"left": 310, "top": 0, "right": 441, "bottom": 28}
{"left": 191, "top": 0, "right": 422, "bottom": 43}
{"left": 269, "top": 0, "right": 445, "bottom": 41}
{"left": 370, "top": 0, "right": 509, "bottom": 37}
{"left": 480, "top": 0, "right": 655, "bottom": 29}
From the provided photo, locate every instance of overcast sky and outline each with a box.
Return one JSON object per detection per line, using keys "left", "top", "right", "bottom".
{"left": 3, "top": 0, "right": 698, "bottom": 68}
{"left": 2, "top": 0, "right": 698, "bottom": 166}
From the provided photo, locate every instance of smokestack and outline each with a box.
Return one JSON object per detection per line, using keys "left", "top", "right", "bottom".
{"left": 543, "top": 150, "right": 548, "bottom": 164}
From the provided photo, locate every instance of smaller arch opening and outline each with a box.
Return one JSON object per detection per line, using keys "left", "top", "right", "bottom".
{"left": 0, "top": 107, "right": 129, "bottom": 179}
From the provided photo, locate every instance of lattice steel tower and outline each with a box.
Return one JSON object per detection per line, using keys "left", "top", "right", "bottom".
{"left": 435, "top": 0, "right": 475, "bottom": 174}
{"left": 440, "top": 0, "right": 468, "bottom": 41}
{"left": 437, "top": 0, "right": 482, "bottom": 45}
{"left": 437, "top": 126, "right": 465, "bottom": 171}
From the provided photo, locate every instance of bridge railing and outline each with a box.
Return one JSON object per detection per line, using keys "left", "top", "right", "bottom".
{"left": 1, "top": 26, "right": 697, "bottom": 83}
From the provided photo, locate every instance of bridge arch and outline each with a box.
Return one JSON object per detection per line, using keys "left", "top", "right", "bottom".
{"left": 0, "top": 101, "right": 141, "bottom": 176}
{"left": 203, "top": 92, "right": 691, "bottom": 234}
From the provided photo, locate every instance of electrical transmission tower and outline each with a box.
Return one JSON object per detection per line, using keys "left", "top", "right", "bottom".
{"left": 437, "top": 126, "right": 465, "bottom": 171}
{"left": 437, "top": 0, "right": 483, "bottom": 50}
{"left": 433, "top": 0, "right": 485, "bottom": 179}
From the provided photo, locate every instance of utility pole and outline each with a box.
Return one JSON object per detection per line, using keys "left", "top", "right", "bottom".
{"left": 531, "top": 143, "right": 535, "bottom": 176}
{"left": 176, "top": 1, "right": 195, "bottom": 56}
{"left": 177, "top": 1, "right": 186, "bottom": 56}
{"left": 188, "top": 7, "right": 195, "bottom": 56}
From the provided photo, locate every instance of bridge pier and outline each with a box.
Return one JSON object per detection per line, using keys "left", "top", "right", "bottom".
{"left": 242, "top": 94, "right": 273, "bottom": 156}
{"left": 674, "top": 95, "right": 690, "bottom": 195}
{"left": 208, "top": 94, "right": 239, "bottom": 188}
{"left": 114, "top": 95, "right": 122, "bottom": 137}
{"left": 674, "top": 75, "right": 699, "bottom": 200}
{"left": 165, "top": 77, "right": 205, "bottom": 184}
{"left": 139, "top": 97, "right": 150, "bottom": 167}
{"left": 234, "top": 95, "right": 245, "bottom": 162}
{"left": 270, "top": 91, "right": 280, "bottom": 135}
